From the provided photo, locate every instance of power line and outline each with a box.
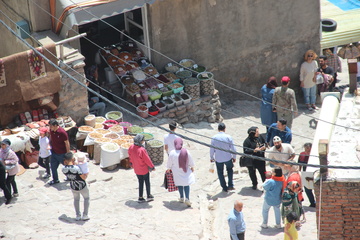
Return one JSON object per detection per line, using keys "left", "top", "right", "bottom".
{"left": 3, "top": 19, "right": 360, "bottom": 170}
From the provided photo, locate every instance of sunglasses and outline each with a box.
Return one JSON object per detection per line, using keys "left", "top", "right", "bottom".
{"left": 308, "top": 55, "right": 313, "bottom": 57}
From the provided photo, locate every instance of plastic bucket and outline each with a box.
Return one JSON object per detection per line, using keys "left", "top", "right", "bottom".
{"left": 100, "top": 142, "right": 121, "bottom": 168}
{"left": 145, "top": 140, "right": 164, "bottom": 165}
{"left": 183, "top": 77, "right": 200, "bottom": 100}
{"left": 136, "top": 105, "right": 148, "bottom": 118}
{"left": 84, "top": 114, "right": 96, "bottom": 128}
{"left": 105, "top": 111, "right": 123, "bottom": 122}
{"left": 119, "top": 122, "right": 132, "bottom": 135}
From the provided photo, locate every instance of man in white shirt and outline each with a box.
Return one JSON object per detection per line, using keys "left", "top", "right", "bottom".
{"left": 266, "top": 136, "right": 295, "bottom": 174}
{"left": 164, "top": 121, "right": 180, "bottom": 155}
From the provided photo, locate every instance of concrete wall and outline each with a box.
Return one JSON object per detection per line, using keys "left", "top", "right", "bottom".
{"left": 147, "top": 0, "right": 321, "bottom": 100}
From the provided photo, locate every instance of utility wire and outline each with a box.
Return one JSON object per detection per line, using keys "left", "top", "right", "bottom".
{"left": 3, "top": 19, "right": 360, "bottom": 170}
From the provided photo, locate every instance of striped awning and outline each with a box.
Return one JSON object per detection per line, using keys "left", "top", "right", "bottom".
{"left": 320, "top": 0, "right": 360, "bottom": 49}
{"left": 49, "top": 0, "right": 156, "bottom": 38}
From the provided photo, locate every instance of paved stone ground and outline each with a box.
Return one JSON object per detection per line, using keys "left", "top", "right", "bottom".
{"left": 0, "top": 98, "right": 323, "bottom": 240}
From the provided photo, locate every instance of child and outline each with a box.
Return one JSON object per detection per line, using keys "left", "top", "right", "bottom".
{"left": 284, "top": 212, "right": 299, "bottom": 240}
{"left": 74, "top": 152, "right": 89, "bottom": 174}
{"left": 0, "top": 138, "right": 20, "bottom": 201}
{"left": 38, "top": 127, "right": 51, "bottom": 179}
{"left": 62, "top": 152, "right": 90, "bottom": 221}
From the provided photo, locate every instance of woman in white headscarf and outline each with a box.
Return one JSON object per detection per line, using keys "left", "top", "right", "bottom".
{"left": 167, "top": 138, "right": 195, "bottom": 207}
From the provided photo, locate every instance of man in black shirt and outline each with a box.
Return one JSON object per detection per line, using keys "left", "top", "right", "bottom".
{"left": 316, "top": 55, "right": 335, "bottom": 93}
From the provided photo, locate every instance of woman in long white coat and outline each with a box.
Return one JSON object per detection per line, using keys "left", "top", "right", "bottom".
{"left": 167, "top": 138, "right": 195, "bottom": 207}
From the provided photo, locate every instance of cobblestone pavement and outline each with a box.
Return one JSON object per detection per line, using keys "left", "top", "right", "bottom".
{"left": 0, "top": 98, "right": 322, "bottom": 240}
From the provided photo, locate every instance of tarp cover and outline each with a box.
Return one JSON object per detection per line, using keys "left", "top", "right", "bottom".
{"left": 50, "top": 0, "right": 156, "bottom": 38}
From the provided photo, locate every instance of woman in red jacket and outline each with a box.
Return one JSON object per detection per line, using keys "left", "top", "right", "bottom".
{"left": 128, "top": 134, "right": 155, "bottom": 203}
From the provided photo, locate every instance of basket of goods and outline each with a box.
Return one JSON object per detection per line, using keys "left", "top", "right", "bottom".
{"left": 105, "top": 111, "right": 123, "bottom": 122}
{"left": 136, "top": 105, "right": 148, "bottom": 118}
{"left": 191, "top": 64, "right": 207, "bottom": 75}
{"left": 119, "top": 135, "right": 134, "bottom": 143}
{"left": 197, "top": 72, "right": 215, "bottom": 95}
{"left": 172, "top": 95, "right": 183, "bottom": 106}
{"left": 163, "top": 98, "right": 175, "bottom": 109}
{"left": 144, "top": 77, "right": 159, "bottom": 89}
{"left": 95, "top": 129, "right": 110, "bottom": 135}
{"left": 143, "top": 66, "right": 159, "bottom": 77}
{"left": 139, "top": 132, "right": 154, "bottom": 141}
{"left": 107, "top": 56, "right": 118, "bottom": 67}
{"left": 137, "top": 57, "right": 151, "bottom": 69}
{"left": 103, "top": 120, "right": 119, "bottom": 129}
{"left": 124, "top": 61, "right": 140, "bottom": 72}
{"left": 119, "top": 122, "right": 132, "bottom": 135}
{"left": 147, "top": 90, "right": 162, "bottom": 101}
{"left": 176, "top": 69, "right": 192, "bottom": 80}
{"left": 148, "top": 105, "right": 159, "bottom": 116}
{"left": 146, "top": 140, "right": 164, "bottom": 165}
{"left": 120, "top": 142, "right": 132, "bottom": 159}
{"left": 109, "top": 125, "right": 124, "bottom": 135}
{"left": 168, "top": 82, "right": 184, "bottom": 94}
{"left": 111, "top": 139, "right": 128, "bottom": 147}
{"left": 78, "top": 125, "right": 94, "bottom": 133}
{"left": 158, "top": 86, "right": 173, "bottom": 97}
{"left": 88, "top": 132, "right": 104, "bottom": 140}
{"left": 94, "top": 122, "right": 104, "bottom": 129}
{"left": 130, "top": 48, "right": 144, "bottom": 61}
{"left": 121, "top": 75, "right": 134, "bottom": 86}
{"left": 126, "top": 83, "right": 140, "bottom": 95}
{"left": 84, "top": 114, "right": 96, "bottom": 127}
{"left": 163, "top": 72, "right": 180, "bottom": 83}
{"left": 179, "top": 59, "right": 196, "bottom": 68}
{"left": 156, "top": 74, "right": 172, "bottom": 85}
{"left": 164, "top": 63, "right": 180, "bottom": 73}
{"left": 104, "top": 132, "right": 120, "bottom": 140}
{"left": 100, "top": 49, "right": 110, "bottom": 58}
{"left": 156, "top": 101, "right": 167, "bottom": 112}
{"left": 95, "top": 116, "right": 106, "bottom": 124}
{"left": 118, "top": 52, "right": 132, "bottom": 64}
{"left": 127, "top": 125, "right": 144, "bottom": 136}
{"left": 110, "top": 48, "right": 119, "bottom": 56}
{"left": 132, "top": 69, "right": 147, "bottom": 83}
{"left": 113, "top": 65, "right": 127, "bottom": 76}
{"left": 180, "top": 92, "right": 192, "bottom": 104}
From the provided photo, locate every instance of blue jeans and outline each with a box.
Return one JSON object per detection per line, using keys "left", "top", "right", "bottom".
{"left": 51, "top": 153, "right": 65, "bottom": 182}
{"left": 90, "top": 102, "right": 106, "bottom": 117}
{"left": 178, "top": 186, "right": 190, "bottom": 200}
{"left": 302, "top": 85, "right": 317, "bottom": 105}
{"left": 262, "top": 200, "right": 281, "bottom": 225}
{"left": 215, "top": 160, "right": 234, "bottom": 191}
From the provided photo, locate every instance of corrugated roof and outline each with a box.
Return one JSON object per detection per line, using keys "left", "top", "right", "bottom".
{"left": 320, "top": 0, "right": 360, "bottom": 49}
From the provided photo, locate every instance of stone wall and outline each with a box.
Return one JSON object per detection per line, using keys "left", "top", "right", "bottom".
{"left": 57, "top": 61, "right": 89, "bottom": 124}
{"left": 148, "top": 0, "right": 321, "bottom": 100}
{"left": 314, "top": 180, "right": 360, "bottom": 240}
{"left": 147, "top": 89, "right": 222, "bottom": 124}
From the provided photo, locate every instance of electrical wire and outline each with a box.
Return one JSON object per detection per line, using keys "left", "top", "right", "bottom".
{"left": 62, "top": 0, "right": 360, "bottom": 132}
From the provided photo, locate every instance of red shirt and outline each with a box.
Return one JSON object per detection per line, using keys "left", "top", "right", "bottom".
{"left": 128, "top": 145, "right": 154, "bottom": 175}
{"left": 50, "top": 127, "right": 68, "bottom": 154}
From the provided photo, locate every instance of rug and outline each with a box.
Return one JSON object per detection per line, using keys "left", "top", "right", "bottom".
{"left": 27, "top": 47, "right": 46, "bottom": 81}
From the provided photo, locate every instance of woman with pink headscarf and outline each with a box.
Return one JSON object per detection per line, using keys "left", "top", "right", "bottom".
{"left": 167, "top": 138, "right": 195, "bottom": 207}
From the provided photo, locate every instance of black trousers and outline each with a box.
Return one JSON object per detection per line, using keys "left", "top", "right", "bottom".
{"left": 137, "top": 172, "right": 151, "bottom": 198}
{"left": 247, "top": 160, "right": 266, "bottom": 187}
{"left": 230, "top": 231, "right": 245, "bottom": 240}
{"left": 38, "top": 156, "right": 51, "bottom": 175}
{"left": 0, "top": 163, "right": 11, "bottom": 200}
{"left": 6, "top": 175, "right": 18, "bottom": 195}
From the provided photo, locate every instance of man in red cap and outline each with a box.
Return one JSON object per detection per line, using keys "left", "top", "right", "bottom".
{"left": 272, "top": 76, "right": 298, "bottom": 129}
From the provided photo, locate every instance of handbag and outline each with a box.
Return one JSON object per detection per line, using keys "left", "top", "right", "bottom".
{"left": 239, "top": 155, "right": 253, "bottom": 167}
{"left": 165, "top": 169, "right": 178, "bottom": 192}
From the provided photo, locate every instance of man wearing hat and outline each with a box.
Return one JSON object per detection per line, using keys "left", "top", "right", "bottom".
{"left": 48, "top": 119, "right": 70, "bottom": 185}
{"left": 272, "top": 76, "right": 298, "bottom": 129}
{"left": 266, "top": 136, "right": 295, "bottom": 175}
{"left": 210, "top": 123, "right": 237, "bottom": 192}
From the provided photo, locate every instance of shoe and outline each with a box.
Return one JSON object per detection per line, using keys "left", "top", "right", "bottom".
{"left": 185, "top": 199, "right": 192, "bottom": 207}
{"left": 227, "top": 187, "right": 235, "bottom": 191}
{"left": 311, "top": 104, "right": 319, "bottom": 110}
{"left": 260, "top": 223, "right": 268, "bottom": 228}
{"left": 252, "top": 185, "right": 257, "bottom": 190}
{"left": 42, "top": 173, "right": 51, "bottom": 179}
{"left": 138, "top": 197, "right": 146, "bottom": 203}
{"left": 5, "top": 197, "right": 12, "bottom": 205}
{"left": 82, "top": 214, "right": 90, "bottom": 221}
{"left": 147, "top": 194, "right": 154, "bottom": 202}
{"left": 75, "top": 215, "right": 81, "bottom": 221}
{"left": 178, "top": 198, "right": 185, "bottom": 203}
{"left": 48, "top": 180, "right": 60, "bottom": 185}
{"left": 222, "top": 189, "right": 228, "bottom": 193}
{"left": 275, "top": 224, "right": 282, "bottom": 229}
{"left": 13, "top": 193, "right": 19, "bottom": 197}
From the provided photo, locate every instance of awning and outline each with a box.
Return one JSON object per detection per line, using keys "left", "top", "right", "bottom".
{"left": 50, "top": 0, "right": 156, "bottom": 38}
{"left": 320, "top": 0, "right": 360, "bottom": 49}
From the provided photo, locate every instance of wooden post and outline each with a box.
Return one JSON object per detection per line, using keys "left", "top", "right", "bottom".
{"left": 348, "top": 59, "right": 357, "bottom": 94}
